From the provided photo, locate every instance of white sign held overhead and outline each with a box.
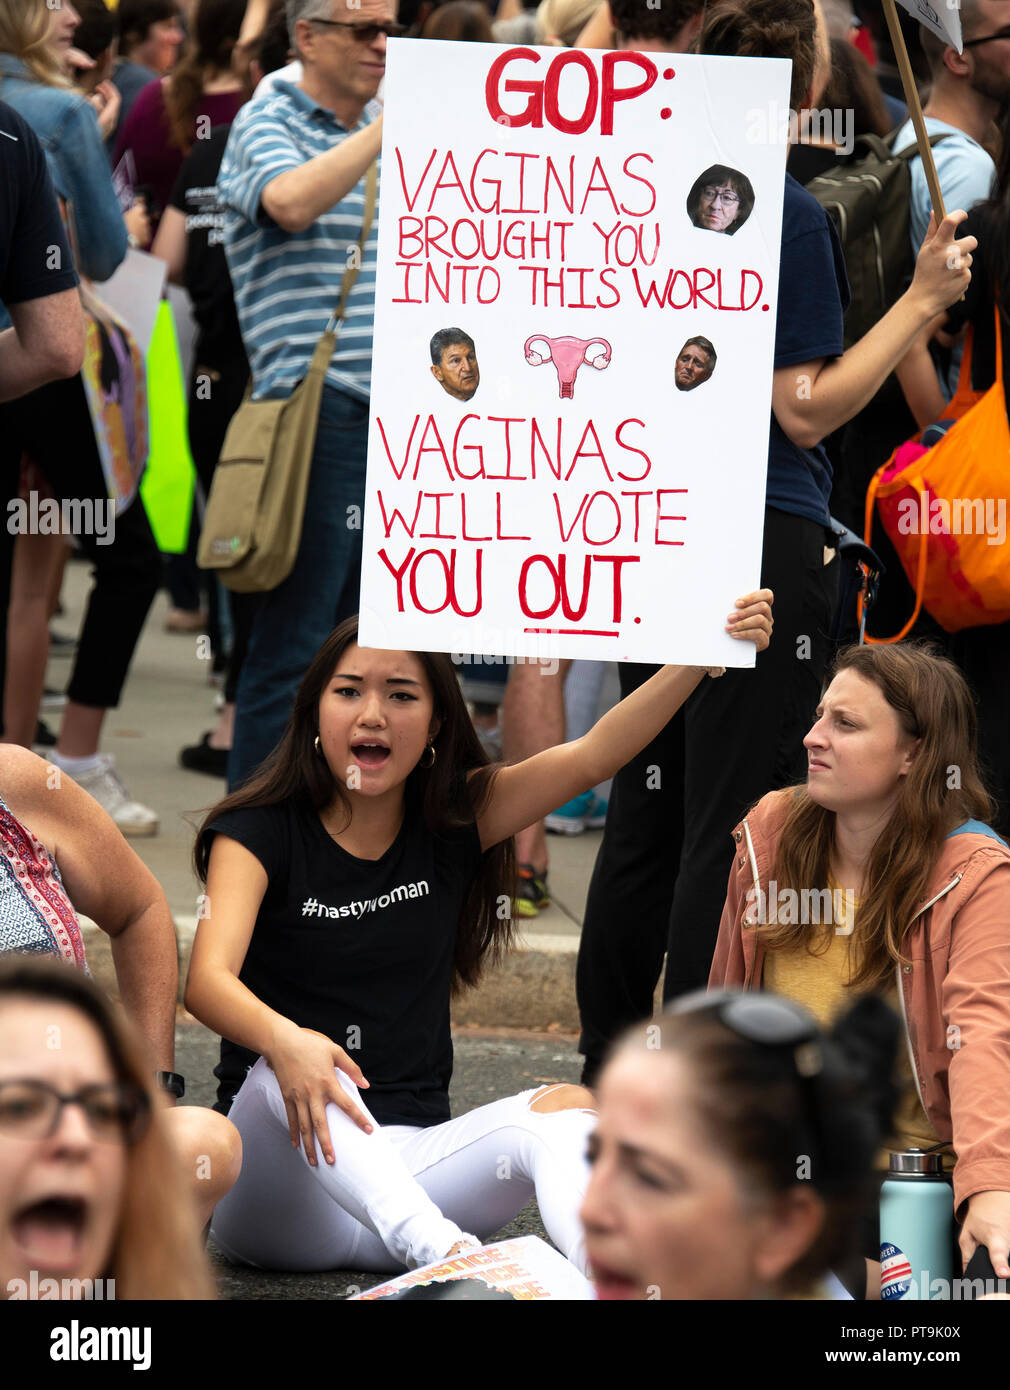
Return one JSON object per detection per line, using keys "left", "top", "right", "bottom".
{"left": 359, "top": 40, "right": 792, "bottom": 668}
{"left": 893, "top": 0, "right": 962, "bottom": 54}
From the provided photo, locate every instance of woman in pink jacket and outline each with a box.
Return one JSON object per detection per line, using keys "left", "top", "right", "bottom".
{"left": 710, "top": 641, "right": 1010, "bottom": 1295}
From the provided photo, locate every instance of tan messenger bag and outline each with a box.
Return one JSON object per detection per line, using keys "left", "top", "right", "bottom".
{"left": 197, "top": 161, "right": 377, "bottom": 593}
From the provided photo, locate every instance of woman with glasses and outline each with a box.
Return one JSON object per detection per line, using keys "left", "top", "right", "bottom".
{"left": 711, "top": 641, "right": 1010, "bottom": 1294}
{"left": 686, "top": 164, "right": 756, "bottom": 235}
{"left": 0, "top": 742, "right": 241, "bottom": 1235}
{"left": 0, "top": 956, "right": 215, "bottom": 1299}
{"left": 580, "top": 990, "right": 899, "bottom": 1299}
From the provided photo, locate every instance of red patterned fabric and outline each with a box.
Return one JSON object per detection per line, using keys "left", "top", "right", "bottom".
{"left": 0, "top": 798, "right": 87, "bottom": 969}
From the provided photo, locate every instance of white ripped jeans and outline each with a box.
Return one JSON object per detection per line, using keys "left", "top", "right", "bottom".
{"left": 210, "top": 1058, "right": 595, "bottom": 1274}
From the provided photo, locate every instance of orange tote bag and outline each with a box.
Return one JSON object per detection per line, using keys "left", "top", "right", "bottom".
{"left": 862, "top": 310, "right": 1010, "bottom": 641}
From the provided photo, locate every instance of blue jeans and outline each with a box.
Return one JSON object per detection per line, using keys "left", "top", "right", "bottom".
{"left": 228, "top": 386, "right": 367, "bottom": 789}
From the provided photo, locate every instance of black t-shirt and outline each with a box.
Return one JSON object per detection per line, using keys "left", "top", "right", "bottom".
{"left": 0, "top": 101, "right": 79, "bottom": 311}
{"left": 767, "top": 173, "right": 850, "bottom": 527}
{"left": 207, "top": 796, "right": 485, "bottom": 1127}
{"left": 169, "top": 125, "right": 246, "bottom": 369}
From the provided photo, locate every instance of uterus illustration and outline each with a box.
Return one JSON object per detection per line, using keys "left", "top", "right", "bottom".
{"left": 524, "top": 335, "right": 612, "bottom": 400}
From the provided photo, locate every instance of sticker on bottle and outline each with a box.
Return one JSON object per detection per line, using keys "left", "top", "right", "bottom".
{"left": 880, "top": 1242, "right": 913, "bottom": 1299}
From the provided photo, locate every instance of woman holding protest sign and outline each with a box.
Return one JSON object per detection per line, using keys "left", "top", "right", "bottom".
{"left": 185, "top": 594, "right": 772, "bottom": 1273}
{"left": 710, "top": 642, "right": 1010, "bottom": 1295}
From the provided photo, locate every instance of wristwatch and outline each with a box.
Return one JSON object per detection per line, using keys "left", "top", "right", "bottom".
{"left": 156, "top": 1071, "right": 185, "bottom": 1099}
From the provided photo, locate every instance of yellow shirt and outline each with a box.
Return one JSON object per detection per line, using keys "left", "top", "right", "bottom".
{"left": 761, "top": 886, "right": 950, "bottom": 1169}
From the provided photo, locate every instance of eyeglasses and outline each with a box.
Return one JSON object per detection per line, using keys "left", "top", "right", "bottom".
{"left": 309, "top": 19, "right": 406, "bottom": 41}
{"left": 963, "top": 25, "right": 1010, "bottom": 46}
{"left": 667, "top": 990, "right": 826, "bottom": 1176}
{"left": 0, "top": 1079, "right": 150, "bottom": 1144}
{"left": 701, "top": 186, "right": 740, "bottom": 208}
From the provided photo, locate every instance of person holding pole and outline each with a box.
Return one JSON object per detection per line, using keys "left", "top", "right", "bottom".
{"left": 575, "top": 0, "right": 979, "bottom": 1086}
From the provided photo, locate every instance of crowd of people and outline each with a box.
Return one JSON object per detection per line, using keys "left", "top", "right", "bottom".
{"left": 0, "top": 0, "right": 1009, "bottom": 1306}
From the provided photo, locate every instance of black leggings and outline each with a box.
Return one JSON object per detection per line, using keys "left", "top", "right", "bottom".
{"left": 0, "top": 373, "right": 161, "bottom": 719}
{"left": 186, "top": 353, "right": 262, "bottom": 706}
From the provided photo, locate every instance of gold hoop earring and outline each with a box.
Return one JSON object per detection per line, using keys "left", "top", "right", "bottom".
{"left": 314, "top": 734, "right": 322, "bottom": 754}
{"left": 420, "top": 742, "right": 436, "bottom": 768}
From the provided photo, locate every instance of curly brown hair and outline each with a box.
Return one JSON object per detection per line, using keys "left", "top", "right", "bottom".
{"left": 698, "top": 0, "right": 818, "bottom": 112}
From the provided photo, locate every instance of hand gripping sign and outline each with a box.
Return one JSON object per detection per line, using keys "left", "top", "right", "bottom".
{"left": 359, "top": 40, "right": 790, "bottom": 666}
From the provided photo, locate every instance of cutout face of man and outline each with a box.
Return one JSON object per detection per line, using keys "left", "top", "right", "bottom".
{"left": 675, "top": 341, "right": 715, "bottom": 391}
{"left": 431, "top": 339, "right": 479, "bottom": 400}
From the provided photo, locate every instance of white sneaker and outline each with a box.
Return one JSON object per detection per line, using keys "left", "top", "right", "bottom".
{"left": 58, "top": 754, "right": 159, "bottom": 837}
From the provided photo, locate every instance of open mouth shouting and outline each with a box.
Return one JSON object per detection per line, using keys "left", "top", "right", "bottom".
{"left": 589, "top": 1258, "right": 640, "bottom": 1300}
{"left": 350, "top": 740, "right": 391, "bottom": 769}
{"left": 11, "top": 1194, "right": 89, "bottom": 1274}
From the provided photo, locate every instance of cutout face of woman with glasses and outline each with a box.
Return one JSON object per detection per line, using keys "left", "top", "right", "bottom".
{"left": 0, "top": 958, "right": 214, "bottom": 1300}
{"left": 687, "top": 165, "right": 756, "bottom": 236}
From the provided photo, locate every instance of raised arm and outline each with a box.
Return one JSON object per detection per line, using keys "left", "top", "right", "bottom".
{"left": 476, "top": 590, "right": 773, "bottom": 851}
{"left": 185, "top": 835, "right": 373, "bottom": 1159}
{"left": 772, "top": 212, "right": 974, "bottom": 449}
{"left": 260, "top": 116, "right": 382, "bottom": 233}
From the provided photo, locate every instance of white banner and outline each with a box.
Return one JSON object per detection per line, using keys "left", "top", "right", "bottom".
{"left": 360, "top": 41, "right": 791, "bottom": 666}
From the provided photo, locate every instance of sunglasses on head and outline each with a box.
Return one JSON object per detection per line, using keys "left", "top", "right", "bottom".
{"left": 667, "top": 989, "right": 827, "bottom": 1176}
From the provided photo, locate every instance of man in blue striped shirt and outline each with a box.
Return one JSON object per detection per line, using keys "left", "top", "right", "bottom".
{"left": 217, "top": 0, "right": 396, "bottom": 788}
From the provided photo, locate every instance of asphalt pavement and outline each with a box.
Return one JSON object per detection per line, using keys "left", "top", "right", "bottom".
{"left": 178, "top": 1020, "right": 584, "bottom": 1299}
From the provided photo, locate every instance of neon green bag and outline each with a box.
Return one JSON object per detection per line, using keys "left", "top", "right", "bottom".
{"left": 139, "top": 299, "right": 196, "bottom": 554}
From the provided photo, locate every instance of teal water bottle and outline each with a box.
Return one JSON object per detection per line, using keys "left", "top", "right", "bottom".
{"left": 879, "top": 1149, "right": 953, "bottom": 1300}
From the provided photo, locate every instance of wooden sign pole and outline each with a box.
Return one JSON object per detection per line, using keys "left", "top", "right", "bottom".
{"left": 881, "top": 0, "right": 948, "bottom": 219}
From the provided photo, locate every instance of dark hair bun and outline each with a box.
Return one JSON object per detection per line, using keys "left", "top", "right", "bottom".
{"left": 822, "top": 995, "right": 901, "bottom": 1167}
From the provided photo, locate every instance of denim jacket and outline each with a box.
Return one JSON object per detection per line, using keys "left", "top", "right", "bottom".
{"left": 0, "top": 54, "right": 126, "bottom": 285}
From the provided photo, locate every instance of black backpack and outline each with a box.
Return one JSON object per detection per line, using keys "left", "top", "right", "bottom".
{"left": 807, "top": 131, "right": 952, "bottom": 348}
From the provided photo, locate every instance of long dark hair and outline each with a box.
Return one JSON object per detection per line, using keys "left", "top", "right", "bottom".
{"left": 163, "top": 0, "right": 245, "bottom": 153}
{"left": 760, "top": 642, "right": 994, "bottom": 988}
{"left": 194, "top": 617, "right": 516, "bottom": 991}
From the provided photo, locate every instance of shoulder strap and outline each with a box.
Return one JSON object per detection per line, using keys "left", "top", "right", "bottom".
{"left": 323, "top": 159, "right": 378, "bottom": 337}
{"left": 888, "top": 130, "right": 955, "bottom": 160}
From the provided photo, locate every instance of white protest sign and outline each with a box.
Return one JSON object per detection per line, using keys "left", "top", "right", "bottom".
{"left": 359, "top": 41, "right": 791, "bottom": 667}
{"left": 93, "top": 249, "right": 166, "bottom": 357}
{"left": 893, "top": 0, "right": 962, "bottom": 54}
